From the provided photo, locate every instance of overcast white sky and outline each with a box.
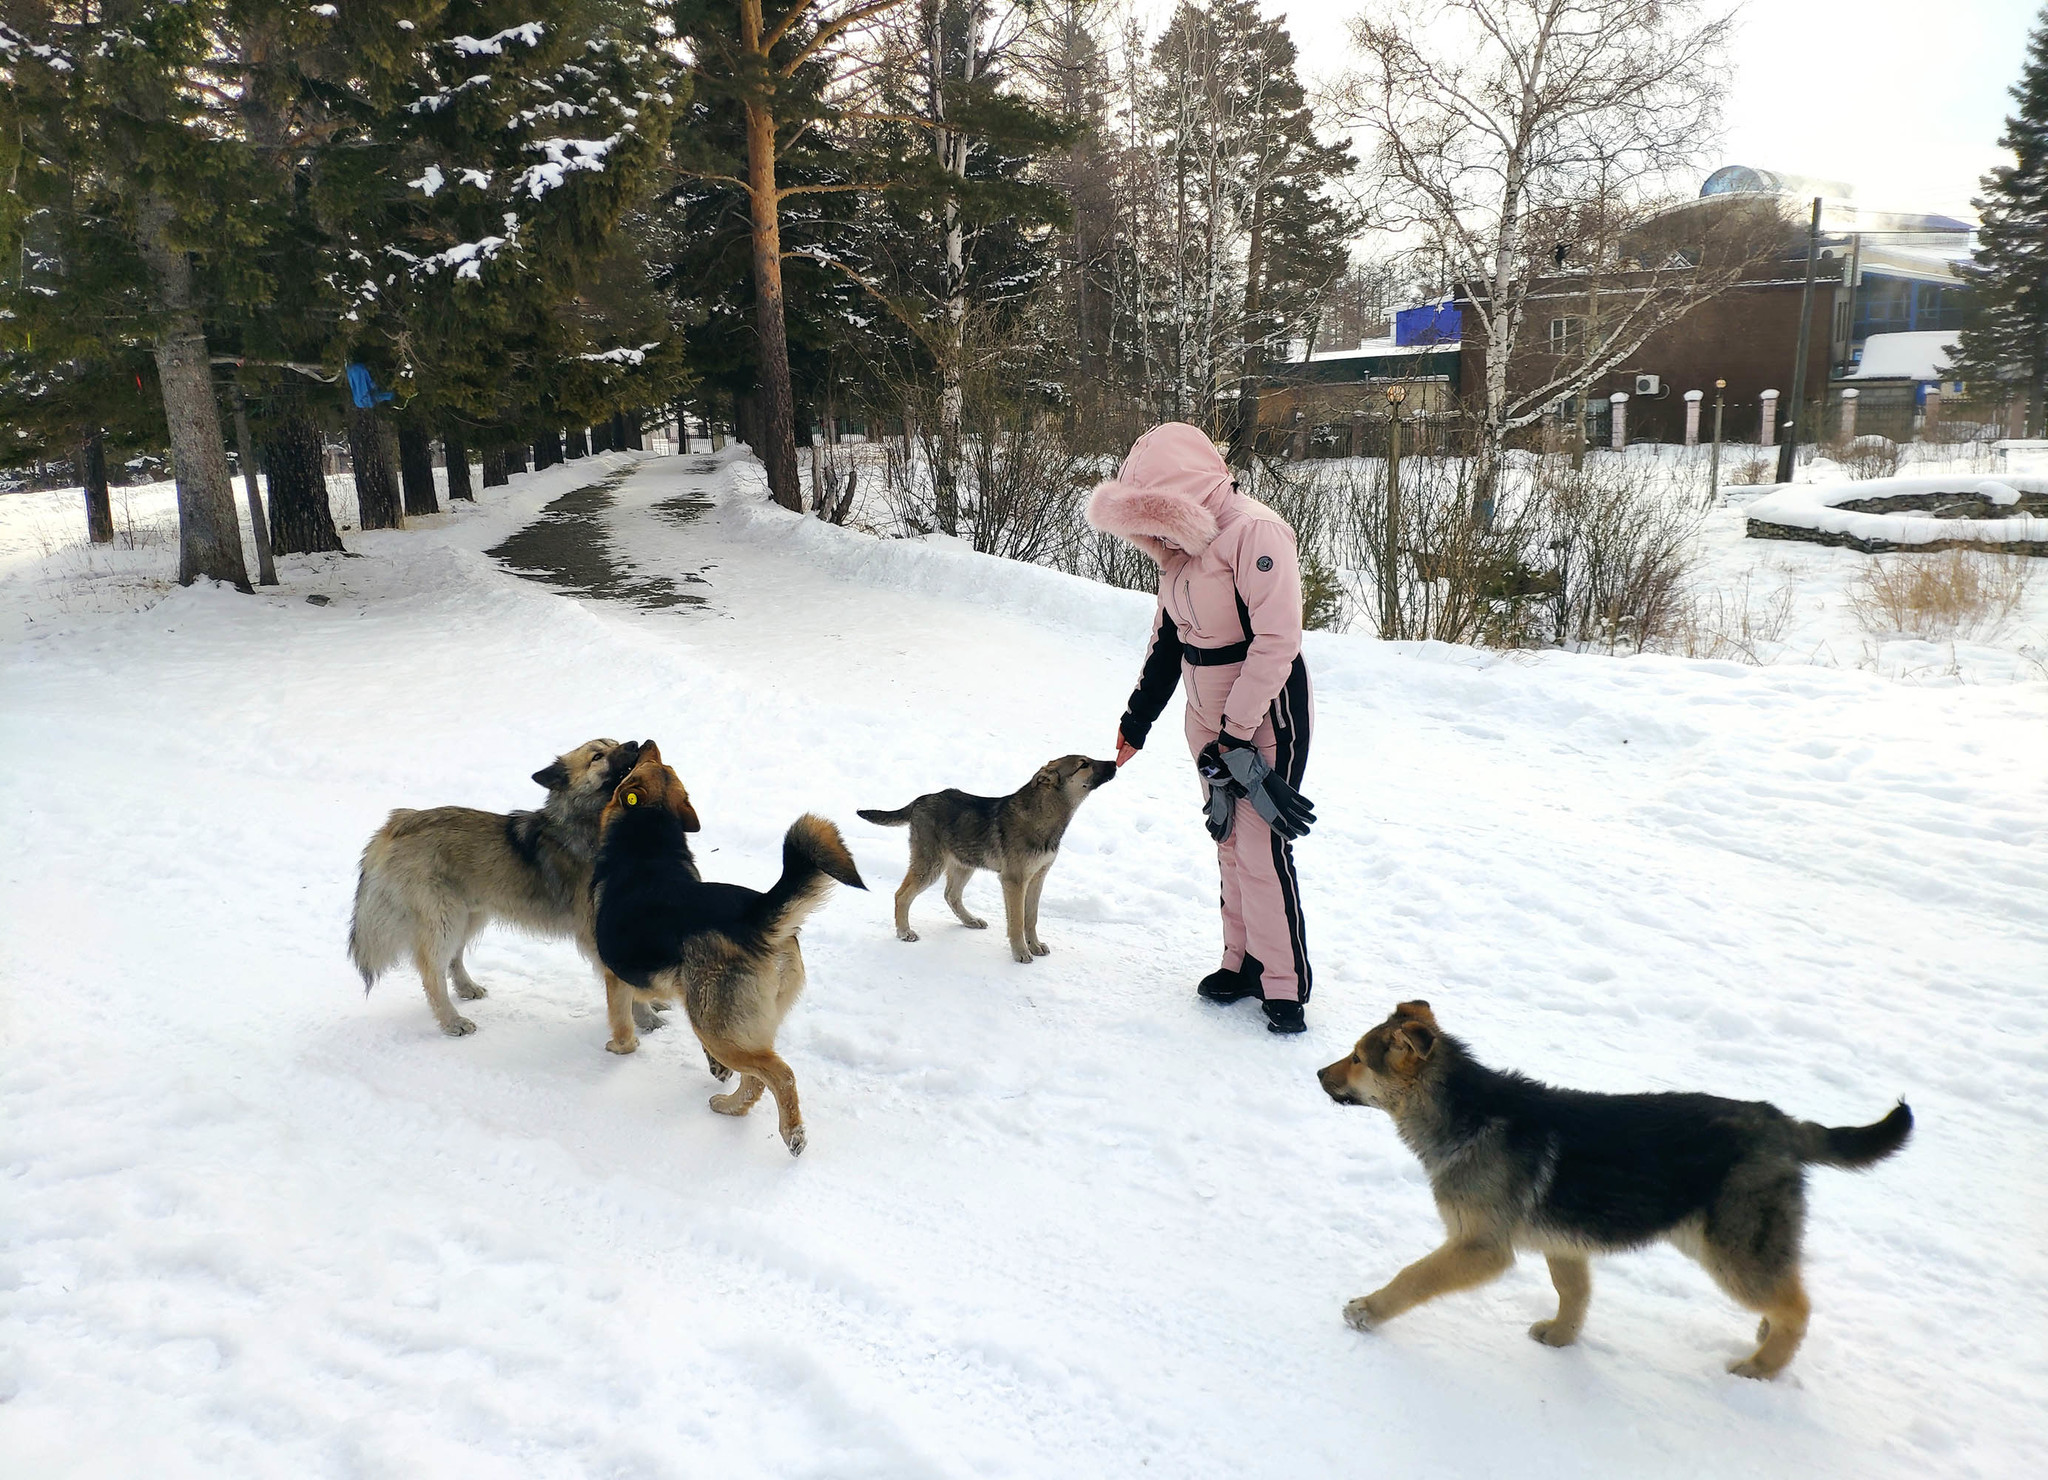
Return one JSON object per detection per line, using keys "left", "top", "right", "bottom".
{"left": 1265, "top": 0, "right": 2040, "bottom": 222}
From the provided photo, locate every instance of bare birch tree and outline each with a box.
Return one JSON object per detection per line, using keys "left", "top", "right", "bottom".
{"left": 1339, "top": 0, "right": 1742, "bottom": 503}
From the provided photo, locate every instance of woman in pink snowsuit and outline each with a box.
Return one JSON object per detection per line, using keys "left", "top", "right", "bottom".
{"left": 1086, "top": 423, "right": 1315, "bottom": 1034}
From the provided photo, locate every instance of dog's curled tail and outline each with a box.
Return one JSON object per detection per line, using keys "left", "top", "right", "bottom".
{"left": 347, "top": 819, "right": 412, "bottom": 992}
{"left": 1801, "top": 1101, "right": 1913, "bottom": 1169}
{"left": 856, "top": 805, "right": 911, "bottom": 827}
{"left": 749, "top": 815, "right": 868, "bottom": 945}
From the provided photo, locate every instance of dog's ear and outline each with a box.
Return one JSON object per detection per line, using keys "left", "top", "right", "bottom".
{"left": 636, "top": 739, "right": 661, "bottom": 766}
{"left": 673, "top": 785, "right": 702, "bottom": 833}
{"left": 1386, "top": 1023, "right": 1436, "bottom": 1074}
{"left": 1395, "top": 999, "right": 1437, "bottom": 1029}
{"left": 532, "top": 760, "right": 571, "bottom": 791}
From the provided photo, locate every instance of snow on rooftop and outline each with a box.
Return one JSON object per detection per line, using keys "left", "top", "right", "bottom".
{"left": 1847, "top": 331, "right": 1958, "bottom": 383}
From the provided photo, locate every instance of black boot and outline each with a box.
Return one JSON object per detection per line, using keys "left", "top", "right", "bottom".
{"left": 1263, "top": 999, "right": 1306, "bottom": 1034}
{"left": 1197, "top": 953, "right": 1265, "bottom": 1004}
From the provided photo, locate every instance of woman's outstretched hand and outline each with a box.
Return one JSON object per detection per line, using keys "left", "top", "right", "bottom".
{"left": 1115, "top": 730, "right": 1138, "bottom": 767}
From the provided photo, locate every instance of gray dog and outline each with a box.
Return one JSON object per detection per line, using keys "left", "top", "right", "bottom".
{"left": 859, "top": 755, "right": 1117, "bottom": 964}
{"left": 348, "top": 738, "right": 667, "bottom": 1037}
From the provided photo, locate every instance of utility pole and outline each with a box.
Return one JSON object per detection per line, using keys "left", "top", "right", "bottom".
{"left": 1777, "top": 196, "right": 1823, "bottom": 484}
{"left": 1707, "top": 378, "right": 1726, "bottom": 509}
{"left": 1383, "top": 382, "right": 1406, "bottom": 640}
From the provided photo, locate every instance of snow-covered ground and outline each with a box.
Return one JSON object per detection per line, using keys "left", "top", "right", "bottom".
{"left": 3, "top": 452, "right": 2044, "bottom": 1477}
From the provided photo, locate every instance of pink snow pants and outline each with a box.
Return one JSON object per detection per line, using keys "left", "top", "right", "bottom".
{"left": 1183, "top": 655, "right": 1314, "bottom": 1002}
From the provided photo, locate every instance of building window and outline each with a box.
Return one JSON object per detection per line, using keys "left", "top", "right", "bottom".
{"left": 1548, "top": 317, "right": 1583, "bottom": 354}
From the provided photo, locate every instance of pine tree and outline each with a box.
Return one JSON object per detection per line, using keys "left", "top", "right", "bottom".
{"left": 2, "top": 2, "right": 268, "bottom": 586}
{"left": 1951, "top": 9, "right": 2048, "bottom": 435}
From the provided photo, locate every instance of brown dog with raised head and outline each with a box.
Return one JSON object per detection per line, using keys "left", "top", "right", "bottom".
{"left": 591, "top": 742, "right": 865, "bottom": 1156}
{"left": 858, "top": 755, "right": 1117, "bottom": 964}
{"left": 1318, "top": 1001, "right": 1911, "bottom": 1379}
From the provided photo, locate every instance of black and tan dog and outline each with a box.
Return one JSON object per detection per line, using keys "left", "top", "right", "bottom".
{"left": 592, "top": 741, "right": 864, "bottom": 1157}
{"left": 858, "top": 755, "right": 1117, "bottom": 964}
{"left": 350, "top": 738, "right": 650, "bottom": 1036}
{"left": 1319, "top": 1001, "right": 1912, "bottom": 1379}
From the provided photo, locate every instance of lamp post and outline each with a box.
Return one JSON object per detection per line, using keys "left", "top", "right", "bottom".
{"left": 1708, "top": 378, "right": 1726, "bottom": 508}
{"left": 1777, "top": 195, "right": 1824, "bottom": 483}
{"left": 1383, "top": 383, "right": 1406, "bottom": 641}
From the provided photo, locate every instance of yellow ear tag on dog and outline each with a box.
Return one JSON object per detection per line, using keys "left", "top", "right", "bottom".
{"left": 625, "top": 791, "right": 638, "bottom": 806}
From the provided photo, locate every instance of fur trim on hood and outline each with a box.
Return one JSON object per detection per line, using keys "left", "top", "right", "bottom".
{"left": 1085, "top": 422, "right": 1232, "bottom": 563}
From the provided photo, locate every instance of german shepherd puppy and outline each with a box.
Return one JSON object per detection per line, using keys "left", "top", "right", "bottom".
{"left": 858, "top": 755, "right": 1117, "bottom": 964}
{"left": 592, "top": 742, "right": 865, "bottom": 1157}
{"left": 349, "top": 738, "right": 651, "bottom": 1036}
{"left": 1318, "top": 1002, "right": 1912, "bottom": 1379}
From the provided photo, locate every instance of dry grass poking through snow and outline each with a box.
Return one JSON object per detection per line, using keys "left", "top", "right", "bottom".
{"left": 1668, "top": 569, "right": 1800, "bottom": 663}
{"left": 1847, "top": 549, "right": 2034, "bottom": 642}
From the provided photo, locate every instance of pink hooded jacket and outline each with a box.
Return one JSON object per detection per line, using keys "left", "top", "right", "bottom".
{"left": 1085, "top": 423, "right": 1304, "bottom": 745}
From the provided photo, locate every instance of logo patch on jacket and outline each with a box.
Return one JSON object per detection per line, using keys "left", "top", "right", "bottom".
{"left": 1255, "top": 555, "right": 1273, "bottom": 572}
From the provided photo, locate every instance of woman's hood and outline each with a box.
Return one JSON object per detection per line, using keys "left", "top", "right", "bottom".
{"left": 1084, "top": 423, "right": 1234, "bottom": 563}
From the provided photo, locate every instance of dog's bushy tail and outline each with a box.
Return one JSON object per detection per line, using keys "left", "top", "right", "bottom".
{"left": 856, "top": 805, "right": 911, "bottom": 827}
{"left": 347, "top": 826, "right": 411, "bottom": 992}
{"left": 748, "top": 815, "right": 867, "bottom": 946}
{"left": 1800, "top": 1101, "right": 1913, "bottom": 1169}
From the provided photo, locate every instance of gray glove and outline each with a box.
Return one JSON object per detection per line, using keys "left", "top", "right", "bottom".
{"left": 1216, "top": 743, "right": 1316, "bottom": 840}
{"left": 1203, "top": 773, "right": 1239, "bottom": 842}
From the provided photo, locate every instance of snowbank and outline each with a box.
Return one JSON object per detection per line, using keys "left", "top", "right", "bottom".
{"left": 1746, "top": 475, "right": 2048, "bottom": 553}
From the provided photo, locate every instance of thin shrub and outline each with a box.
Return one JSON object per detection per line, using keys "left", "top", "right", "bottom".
{"left": 1839, "top": 435, "right": 1903, "bottom": 481}
{"left": 1665, "top": 570, "right": 1798, "bottom": 663}
{"left": 1333, "top": 457, "right": 1556, "bottom": 645}
{"left": 1846, "top": 548, "right": 2033, "bottom": 641}
{"left": 1529, "top": 456, "right": 1702, "bottom": 652}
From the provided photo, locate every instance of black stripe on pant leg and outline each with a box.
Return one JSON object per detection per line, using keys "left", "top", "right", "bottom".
{"left": 1268, "top": 827, "right": 1311, "bottom": 1000}
{"left": 1266, "top": 659, "right": 1312, "bottom": 1000}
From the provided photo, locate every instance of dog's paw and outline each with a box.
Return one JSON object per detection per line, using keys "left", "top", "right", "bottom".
{"left": 710, "top": 1089, "right": 752, "bottom": 1116}
{"left": 784, "top": 1124, "right": 806, "bottom": 1157}
{"left": 961, "top": 916, "right": 987, "bottom": 930}
{"left": 1029, "top": 941, "right": 1050, "bottom": 956}
{"left": 1343, "top": 1297, "right": 1387, "bottom": 1333}
{"left": 1726, "top": 1355, "right": 1780, "bottom": 1381}
{"left": 706, "top": 1054, "right": 733, "bottom": 1082}
{"left": 605, "top": 1035, "right": 639, "bottom": 1055}
{"left": 1011, "top": 945, "right": 1035, "bottom": 964}
{"left": 454, "top": 982, "right": 488, "bottom": 1000}
{"left": 631, "top": 1001, "right": 665, "bottom": 1033}
{"left": 898, "top": 928, "right": 920, "bottom": 943}
{"left": 441, "top": 1016, "right": 478, "bottom": 1037}
{"left": 1528, "top": 1319, "right": 1580, "bottom": 1347}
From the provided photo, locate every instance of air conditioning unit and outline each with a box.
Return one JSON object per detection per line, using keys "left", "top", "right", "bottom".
{"left": 1635, "top": 374, "right": 1663, "bottom": 397}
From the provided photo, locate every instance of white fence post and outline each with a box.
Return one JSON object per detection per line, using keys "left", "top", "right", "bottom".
{"left": 1839, "top": 387, "right": 1859, "bottom": 443}
{"left": 1683, "top": 389, "right": 1703, "bottom": 447}
{"left": 1760, "top": 389, "right": 1779, "bottom": 449}
{"left": 1609, "top": 392, "right": 1629, "bottom": 450}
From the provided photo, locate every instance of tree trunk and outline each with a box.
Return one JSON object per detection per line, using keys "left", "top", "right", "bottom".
{"left": 739, "top": 1, "right": 803, "bottom": 510}
{"left": 264, "top": 400, "right": 342, "bottom": 554}
{"left": 230, "top": 382, "right": 279, "bottom": 585}
{"left": 397, "top": 419, "right": 439, "bottom": 516}
{"left": 566, "top": 426, "right": 588, "bottom": 458}
{"left": 1228, "top": 186, "right": 1268, "bottom": 466}
{"left": 482, "top": 444, "right": 509, "bottom": 487}
{"left": 623, "top": 411, "right": 643, "bottom": 451}
{"left": 591, "top": 419, "right": 613, "bottom": 454}
{"left": 444, "top": 428, "right": 474, "bottom": 500}
{"left": 349, "top": 405, "right": 403, "bottom": 530}
{"left": 135, "top": 193, "right": 250, "bottom": 589}
{"left": 81, "top": 430, "right": 113, "bottom": 544}
{"left": 507, "top": 442, "right": 528, "bottom": 474}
